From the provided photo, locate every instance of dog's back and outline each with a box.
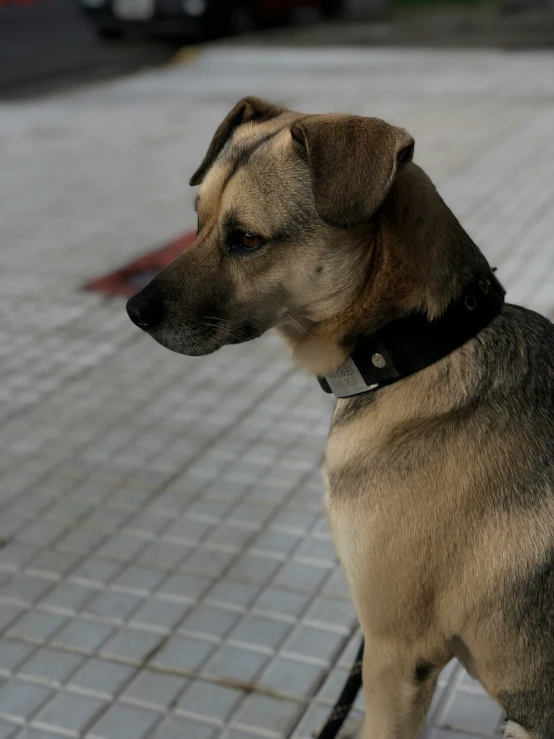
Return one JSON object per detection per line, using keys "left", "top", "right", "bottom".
{"left": 475, "top": 305, "right": 554, "bottom": 736}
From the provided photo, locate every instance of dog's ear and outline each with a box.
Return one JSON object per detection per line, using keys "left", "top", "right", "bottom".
{"left": 190, "top": 97, "right": 286, "bottom": 186}
{"left": 290, "top": 115, "right": 414, "bottom": 229}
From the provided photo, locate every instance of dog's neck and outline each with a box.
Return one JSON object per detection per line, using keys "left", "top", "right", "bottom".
{"left": 278, "top": 164, "right": 491, "bottom": 377}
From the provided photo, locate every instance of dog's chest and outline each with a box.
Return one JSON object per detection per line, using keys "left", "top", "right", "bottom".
{"left": 322, "top": 418, "right": 447, "bottom": 633}
{"left": 325, "top": 486, "right": 438, "bottom": 636}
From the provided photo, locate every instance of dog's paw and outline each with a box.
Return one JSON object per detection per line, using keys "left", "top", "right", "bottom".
{"left": 503, "top": 721, "right": 532, "bottom": 739}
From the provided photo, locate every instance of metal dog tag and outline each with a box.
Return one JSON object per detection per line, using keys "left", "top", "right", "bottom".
{"left": 324, "top": 357, "right": 378, "bottom": 398}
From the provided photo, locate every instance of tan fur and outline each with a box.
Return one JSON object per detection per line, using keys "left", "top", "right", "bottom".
{"left": 128, "top": 98, "right": 554, "bottom": 738}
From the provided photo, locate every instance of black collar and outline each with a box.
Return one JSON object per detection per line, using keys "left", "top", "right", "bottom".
{"left": 318, "top": 269, "right": 506, "bottom": 398}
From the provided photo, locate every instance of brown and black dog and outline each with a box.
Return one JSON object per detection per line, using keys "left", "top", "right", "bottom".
{"left": 127, "top": 97, "right": 554, "bottom": 739}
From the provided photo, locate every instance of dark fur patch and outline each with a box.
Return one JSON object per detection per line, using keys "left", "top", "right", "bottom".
{"left": 451, "top": 635, "right": 477, "bottom": 679}
{"left": 331, "top": 390, "right": 379, "bottom": 429}
{"left": 475, "top": 307, "right": 554, "bottom": 514}
{"left": 501, "top": 691, "right": 554, "bottom": 739}
{"left": 498, "top": 548, "right": 554, "bottom": 738}
{"left": 222, "top": 130, "right": 281, "bottom": 190}
{"left": 414, "top": 660, "right": 434, "bottom": 683}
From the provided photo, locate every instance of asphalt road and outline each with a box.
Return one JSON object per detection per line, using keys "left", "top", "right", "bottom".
{"left": 0, "top": 0, "right": 180, "bottom": 99}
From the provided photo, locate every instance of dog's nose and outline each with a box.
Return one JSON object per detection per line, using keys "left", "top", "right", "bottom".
{"left": 126, "top": 287, "right": 164, "bottom": 331}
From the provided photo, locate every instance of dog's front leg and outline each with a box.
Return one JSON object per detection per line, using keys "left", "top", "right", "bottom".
{"left": 358, "top": 643, "right": 438, "bottom": 739}
{"left": 329, "top": 640, "right": 438, "bottom": 739}
{"left": 325, "top": 488, "right": 439, "bottom": 738}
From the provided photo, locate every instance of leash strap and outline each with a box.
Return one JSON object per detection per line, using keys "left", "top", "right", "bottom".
{"left": 319, "top": 269, "right": 506, "bottom": 398}
{"left": 316, "top": 639, "right": 365, "bottom": 739}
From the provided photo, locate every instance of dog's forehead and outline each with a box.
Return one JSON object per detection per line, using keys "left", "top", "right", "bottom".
{"left": 198, "top": 112, "right": 304, "bottom": 212}
{"left": 232, "top": 109, "right": 302, "bottom": 149}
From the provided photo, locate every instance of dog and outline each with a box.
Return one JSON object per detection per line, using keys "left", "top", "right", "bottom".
{"left": 127, "top": 97, "right": 554, "bottom": 739}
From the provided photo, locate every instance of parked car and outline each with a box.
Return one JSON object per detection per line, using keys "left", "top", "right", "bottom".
{"left": 77, "top": 0, "right": 341, "bottom": 40}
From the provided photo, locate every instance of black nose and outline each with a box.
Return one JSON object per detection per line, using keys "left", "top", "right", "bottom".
{"left": 126, "top": 286, "right": 164, "bottom": 330}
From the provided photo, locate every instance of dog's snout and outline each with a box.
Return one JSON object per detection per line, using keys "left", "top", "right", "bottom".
{"left": 126, "top": 287, "right": 164, "bottom": 331}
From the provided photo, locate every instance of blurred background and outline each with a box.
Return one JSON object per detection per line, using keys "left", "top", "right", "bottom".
{"left": 3, "top": 0, "right": 554, "bottom": 97}
{"left": 0, "top": 1, "right": 553, "bottom": 738}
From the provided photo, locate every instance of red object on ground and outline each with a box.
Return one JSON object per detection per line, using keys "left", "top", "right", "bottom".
{"left": 83, "top": 231, "right": 196, "bottom": 298}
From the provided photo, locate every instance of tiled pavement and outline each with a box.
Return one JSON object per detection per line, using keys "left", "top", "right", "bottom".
{"left": 1, "top": 46, "right": 554, "bottom": 739}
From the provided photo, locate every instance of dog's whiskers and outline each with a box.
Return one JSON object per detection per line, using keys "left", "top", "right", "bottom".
{"left": 202, "top": 319, "right": 245, "bottom": 342}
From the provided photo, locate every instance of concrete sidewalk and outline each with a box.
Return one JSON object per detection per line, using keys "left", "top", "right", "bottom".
{"left": 1, "top": 46, "right": 554, "bottom": 739}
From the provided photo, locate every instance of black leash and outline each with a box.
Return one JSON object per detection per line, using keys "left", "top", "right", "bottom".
{"left": 316, "top": 639, "right": 365, "bottom": 739}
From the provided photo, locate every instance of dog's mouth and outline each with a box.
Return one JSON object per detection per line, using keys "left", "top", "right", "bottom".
{"left": 126, "top": 292, "right": 266, "bottom": 357}
{"left": 147, "top": 320, "right": 221, "bottom": 357}
{"left": 162, "top": 319, "right": 263, "bottom": 356}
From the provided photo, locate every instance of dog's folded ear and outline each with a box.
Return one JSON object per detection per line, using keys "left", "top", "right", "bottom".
{"left": 290, "top": 115, "right": 414, "bottom": 230}
{"left": 190, "top": 97, "right": 286, "bottom": 186}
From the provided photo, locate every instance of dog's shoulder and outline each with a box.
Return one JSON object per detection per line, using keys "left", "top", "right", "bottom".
{"left": 482, "top": 303, "right": 554, "bottom": 400}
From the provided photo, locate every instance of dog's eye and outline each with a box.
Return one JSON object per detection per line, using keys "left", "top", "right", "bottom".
{"left": 228, "top": 231, "right": 266, "bottom": 253}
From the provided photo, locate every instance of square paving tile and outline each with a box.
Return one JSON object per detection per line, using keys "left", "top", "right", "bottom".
{"left": 260, "top": 656, "right": 328, "bottom": 700}
{"left": 178, "top": 604, "right": 240, "bottom": 641}
{"left": 129, "top": 597, "right": 190, "bottom": 633}
{"left": 7, "top": 610, "right": 68, "bottom": 644}
{"left": 0, "top": 722, "right": 17, "bottom": 739}
{"left": 14, "top": 729, "right": 66, "bottom": 739}
{"left": 17, "top": 647, "right": 84, "bottom": 687}
{"left": 176, "top": 680, "right": 244, "bottom": 724}
{"left": 272, "top": 562, "right": 330, "bottom": 594}
{"left": 232, "top": 695, "right": 304, "bottom": 737}
{"left": 32, "top": 691, "right": 107, "bottom": 735}
{"left": 70, "top": 559, "right": 122, "bottom": 587}
{"left": 150, "top": 635, "right": 216, "bottom": 675}
{"left": 67, "top": 658, "right": 135, "bottom": 700}
{"left": 0, "top": 639, "right": 36, "bottom": 677}
{"left": 121, "top": 670, "right": 188, "bottom": 711}
{"left": 229, "top": 614, "right": 293, "bottom": 652}
{"left": 204, "top": 581, "right": 261, "bottom": 611}
{"left": 437, "top": 690, "right": 504, "bottom": 735}
{"left": 110, "top": 566, "right": 166, "bottom": 595}
{"left": 0, "top": 575, "right": 54, "bottom": 607}
{"left": 154, "top": 716, "right": 218, "bottom": 739}
{"left": 51, "top": 618, "right": 116, "bottom": 655}
{"left": 99, "top": 627, "right": 165, "bottom": 665}
{"left": 88, "top": 703, "right": 160, "bottom": 739}
{"left": 156, "top": 573, "right": 213, "bottom": 603}
{"left": 39, "top": 582, "right": 97, "bottom": 614}
{"left": 304, "top": 597, "right": 358, "bottom": 633}
{"left": 252, "top": 588, "right": 311, "bottom": 621}
{"left": 201, "top": 645, "right": 270, "bottom": 684}
{"left": 283, "top": 625, "right": 347, "bottom": 666}
{"left": 0, "top": 679, "right": 54, "bottom": 723}
{"left": 84, "top": 591, "right": 145, "bottom": 623}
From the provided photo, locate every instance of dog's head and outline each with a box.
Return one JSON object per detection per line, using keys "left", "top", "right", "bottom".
{"left": 126, "top": 97, "right": 414, "bottom": 366}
